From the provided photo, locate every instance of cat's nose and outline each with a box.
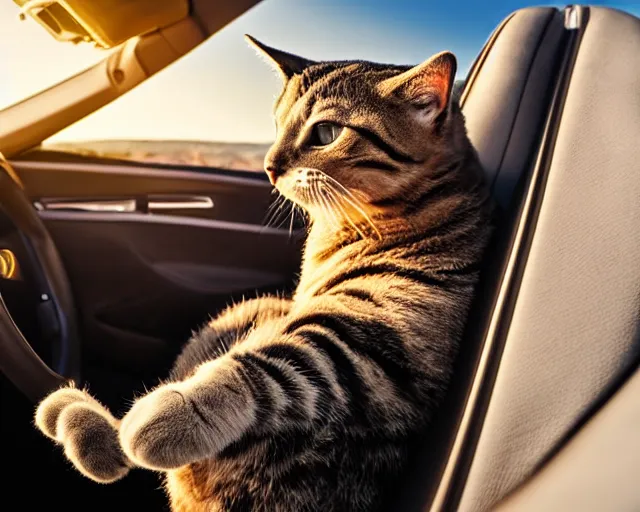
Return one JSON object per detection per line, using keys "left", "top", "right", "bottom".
{"left": 264, "top": 164, "right": 285, "bottom": 185}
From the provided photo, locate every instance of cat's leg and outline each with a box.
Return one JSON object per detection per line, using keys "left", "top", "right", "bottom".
{"left": 119, "top": 289, "right": 419, "bottom": 472}
{"left": 34, "top": 297, "right": 292, "bottom": 479}
{"left": 35, "top": 385, "right": 132, "bottom": 483}
{"left": 118, "top": 296, "right": 295, "bottom": 470}
{"left": 117, "top": 296, "right": 357, "bottom": 471}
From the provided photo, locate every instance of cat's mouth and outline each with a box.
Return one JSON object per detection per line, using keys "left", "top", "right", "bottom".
{"left": 276, "top": 168, "right": 381, "bottom": 239}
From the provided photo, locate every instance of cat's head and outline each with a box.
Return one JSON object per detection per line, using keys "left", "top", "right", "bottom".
{"left": 247, "top": 35, "right": 468, "bottom": 237}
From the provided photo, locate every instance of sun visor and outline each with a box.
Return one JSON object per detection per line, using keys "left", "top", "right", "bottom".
{"left": 14, "top": 0, "right": 189, "bottom": 48}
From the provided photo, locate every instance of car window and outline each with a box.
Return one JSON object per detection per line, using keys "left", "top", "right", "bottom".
{"left": 4, "top": 0, "right": 639, "bottom": 172}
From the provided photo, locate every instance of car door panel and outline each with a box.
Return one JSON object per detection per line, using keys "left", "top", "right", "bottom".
{"left": 14, "top": 158, "right": 277, "bottom": 224}
{"left": 11, "top": 158, "right": 304, "bottom": 384}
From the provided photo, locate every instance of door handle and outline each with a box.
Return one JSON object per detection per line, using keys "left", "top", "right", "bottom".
{"left": 147, "top": 195, "right": 214, "bottom": 211}
{"left": 36, "top": 198, "right": 136, "bottom": 212}
{"left": 35, "top": 196, "right": 214, "bottom": 213}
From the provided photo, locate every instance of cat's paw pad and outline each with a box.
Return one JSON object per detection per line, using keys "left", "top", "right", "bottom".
{"left": 57, "top": 402, "right": 130, "bottom": 483}
{"left": 119, "top": 385, "right": 212, "bottom": 470}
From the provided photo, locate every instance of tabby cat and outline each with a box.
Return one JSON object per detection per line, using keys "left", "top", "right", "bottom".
{"left": 34, "top": 36, "right": 492, "bottom": 512}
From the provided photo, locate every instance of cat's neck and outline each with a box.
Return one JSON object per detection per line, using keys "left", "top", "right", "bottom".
{"left": 299, "top": 146, "right": 488, "bottom": 272}
{"left": 390, "top": 145, "right": 487, "bottom": 236}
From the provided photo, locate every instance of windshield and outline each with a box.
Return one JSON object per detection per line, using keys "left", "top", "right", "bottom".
{"left": 2, "top": 0, "right": 639, "bottom": 171}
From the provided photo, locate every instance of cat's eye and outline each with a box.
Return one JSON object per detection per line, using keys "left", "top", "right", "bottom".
{"left": 310, "top": 122, "right": 343, "bottom": 146}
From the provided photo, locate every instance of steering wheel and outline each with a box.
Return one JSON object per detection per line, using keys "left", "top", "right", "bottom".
{"left": 0, "top": 155, "right": 80, "bottom": 401}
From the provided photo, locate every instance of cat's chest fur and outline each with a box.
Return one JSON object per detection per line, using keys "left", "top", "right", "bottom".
{"left": 293, "top": 224, "right": 367, "bottom": 300}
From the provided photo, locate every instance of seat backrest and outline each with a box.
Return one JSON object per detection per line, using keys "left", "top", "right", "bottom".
{"left": 396, "top": 6, "right": 640, "bottom": 511}
{"left": 392, "top": 6, "right": 568, "bottom": 510}
{"left": 463, "top": 6, "right": 566, "bottom": 210}
{"left": 457, "top": 6, "right": 640, "bottom": 511}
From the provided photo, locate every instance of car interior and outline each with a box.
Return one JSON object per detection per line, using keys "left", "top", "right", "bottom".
{"left": 0, "top": 1, "right": 638, "bottom": 511}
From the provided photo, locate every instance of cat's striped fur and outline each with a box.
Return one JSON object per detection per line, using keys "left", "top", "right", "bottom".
{"left": 35, "top": 36, "right": 492, "bottom": 511}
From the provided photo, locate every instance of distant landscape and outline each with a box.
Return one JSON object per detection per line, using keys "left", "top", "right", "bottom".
{"left": 42, "top": 140, "right": 272, "bottom": 172}
{"left": 41, "top": 84, "right": 467, "bottom": 171}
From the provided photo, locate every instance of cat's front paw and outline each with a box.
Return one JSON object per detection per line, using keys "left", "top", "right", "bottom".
{"left": 35, "top": 386, "right": 90, "bottom": 440}
{"left": 35, "top": 387, "right": 130, "bottom": 483}
{"left": 57, "top": 402, "right": 131, "bottom": 483}
{"left": 119, "top": 385, "right": 215, "bottom": 471}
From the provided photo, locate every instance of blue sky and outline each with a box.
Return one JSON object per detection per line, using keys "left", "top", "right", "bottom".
{"left": 1, "top": 0, "right": 638, "bottom": 144}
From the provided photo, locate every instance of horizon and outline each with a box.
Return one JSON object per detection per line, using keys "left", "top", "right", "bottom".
{"left": 46, "top": 139, "right": 274, "bottom": 146}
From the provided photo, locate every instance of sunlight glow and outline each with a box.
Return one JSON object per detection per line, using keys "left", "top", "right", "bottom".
{"left": 2, "top": 0, "right": 639, "bottom": 147}
{"left": 0, "top": 3, "right": 109, "bottom": 111}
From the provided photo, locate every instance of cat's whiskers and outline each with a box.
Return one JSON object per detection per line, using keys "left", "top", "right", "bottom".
{"left": 263, "top": 192, "right": 290, "bottom": 231}
{"left": 314, "top": 183, "right": 339, "bottom": 222}
{"left": 293, "top": 168, "right": 339, "bottom": 228}
{"left": 274, "top": 205, "right": 293, "bottom": 231}
{"left": 325, "top": 189, "right": 368, "bottom": 239}
{"left": 302, "top": 168, "right": 381, "bottom": 240}
{"left": 313, "top": 180, "right": 340, "bottom": 230}
{"left": 263, "top": 189, "right": 283, "bottom": 221}
{"left": 288, "top": 202, "right": 297, "bottom": 237}
{"left": 318, "top": 175, "right": 381, "bottom": 237}
{"left": 322, "top": 189, "right": 343, "bottom": 231}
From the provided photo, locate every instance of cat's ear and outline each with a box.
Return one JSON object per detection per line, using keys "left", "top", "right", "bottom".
{"left": 245, "top": 35, "right": 314, "bottom": 81}
{"left": 377, "top": 51, "right": 457, "bottom": 125}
